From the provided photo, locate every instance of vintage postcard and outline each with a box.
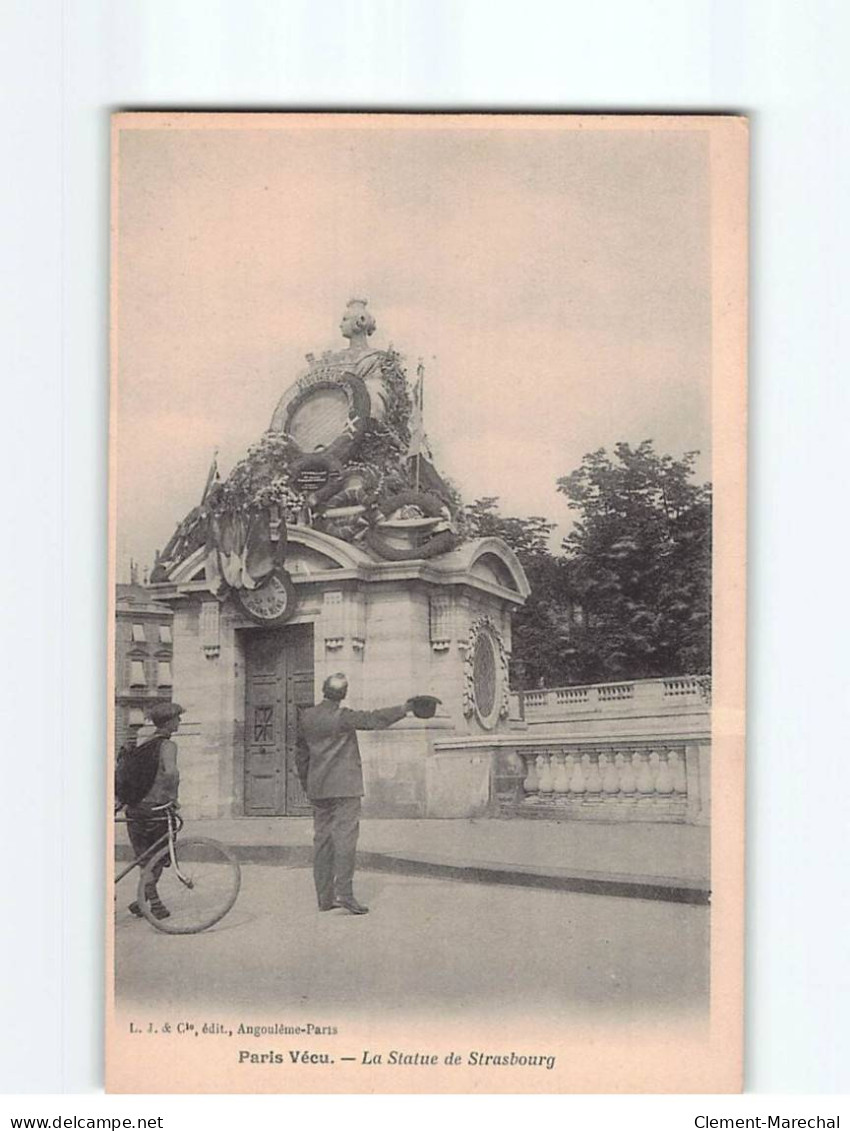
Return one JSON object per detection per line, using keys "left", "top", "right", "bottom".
{"left": 108, "top": 112, "right": 747, "bottom": 1093}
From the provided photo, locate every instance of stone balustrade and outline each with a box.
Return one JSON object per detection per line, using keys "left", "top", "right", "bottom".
{"left": 429, "top": 731, "right": 709, "bottom": 824}
{"left": 502, "top": 740, "right": 698, "bottom": 823}
{"left": 516, "top": 676, "right": 710, "bottom": 722}
{"left": 430, "top": 675, "right": 711, "bottom": 823}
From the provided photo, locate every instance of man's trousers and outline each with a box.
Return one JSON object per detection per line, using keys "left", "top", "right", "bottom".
{"left": 310, "top": 796, "right": 361, "bottom": 906}
{"left": 125, "top": 810, "right": 171, "bottom": 886}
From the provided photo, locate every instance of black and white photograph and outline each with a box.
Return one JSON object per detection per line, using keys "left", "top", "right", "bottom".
{"left": 107, "top": 112, "right": 746, "bottom": 1093}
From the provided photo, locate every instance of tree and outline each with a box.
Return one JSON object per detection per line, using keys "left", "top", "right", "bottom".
{"left": 557, "top": 441, "right": 711, "bottom": 681}
{"left": 463, "top": 498, "right": 579, "bottom": 688}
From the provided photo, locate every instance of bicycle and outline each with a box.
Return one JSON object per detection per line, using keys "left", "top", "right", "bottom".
{"left": 115, "top": 802, "right": 241, "bottom": 934}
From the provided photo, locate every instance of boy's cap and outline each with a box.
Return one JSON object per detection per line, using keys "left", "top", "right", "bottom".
{"left": 148, "top": 702, "right": 184, "bottom": 726}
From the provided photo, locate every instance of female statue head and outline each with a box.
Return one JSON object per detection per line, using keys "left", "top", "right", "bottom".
{"left": 340, "top": 298, "right": 376, "bottom": 348}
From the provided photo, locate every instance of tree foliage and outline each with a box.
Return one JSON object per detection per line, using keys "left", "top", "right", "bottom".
{"left": 463, "top": 441, "right": 712, "bottom": 688}
{"left": 557, "top": 441, "right": 711, "bottom": 681}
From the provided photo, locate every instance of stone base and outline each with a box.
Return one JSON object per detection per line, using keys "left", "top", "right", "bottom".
{"left": 425, "top": 746, "right": 491, "bottom": 817}
{"left": 360, "top": 727, "right": 428, "bottom": 817}
{"left": 498, "top": 793, "right": 690, "bottom": 823}
{"left": 359, "top": 718, "right": 492, "bottom": 819}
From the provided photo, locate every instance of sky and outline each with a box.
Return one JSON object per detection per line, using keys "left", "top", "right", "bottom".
{"left": 114, "top": 118, "right": 711, "bottom": 579}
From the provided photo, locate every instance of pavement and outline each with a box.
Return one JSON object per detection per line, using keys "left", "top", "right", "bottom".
{"left": 117, "top": 815, "right": 710, "bottom": 904}
{"left": 115, "top": 865, "right": 710, "bottom": 1018}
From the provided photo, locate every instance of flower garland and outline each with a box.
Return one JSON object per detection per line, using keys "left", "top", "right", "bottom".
{"left": 355, "top": 351, "right": 412, "bottom": 479}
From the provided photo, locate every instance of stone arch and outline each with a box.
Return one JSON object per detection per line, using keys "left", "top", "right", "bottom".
{"left": 164, "top": 526, "right": 374, "bottom": 586}
{"left": 286, "top": 527, "right": 374, "bottom": 571}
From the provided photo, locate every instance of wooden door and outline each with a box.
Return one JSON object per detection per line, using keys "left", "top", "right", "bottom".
{"left": 243, "top": 624, "right": 314, "bottom": 816}
{"left": 283, "top": 627, "right": 314, "bottom": 815}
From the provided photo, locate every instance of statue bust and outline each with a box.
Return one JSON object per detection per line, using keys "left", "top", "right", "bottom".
{"left": 269, "top": 299, "right": 388, "bottom": 432}
{"left": 339, "top": 298, "right": 377, "bottom": 354}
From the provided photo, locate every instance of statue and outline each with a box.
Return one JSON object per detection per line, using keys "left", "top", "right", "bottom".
{"left": 339, "top": 298, "right": 377, "bottom": 355}
{"left": 269, "top": 298, "right": 388, "bottom": 432}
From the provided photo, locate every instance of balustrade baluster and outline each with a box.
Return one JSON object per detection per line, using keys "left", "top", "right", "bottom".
{"left": 551, "top": 749, "right": 569, "bottom": 793}
{"left": 635, "top": 748, "right": 656, "bottom": 797}
{"left": 584, "top": 749, "right": 602, "bottom": 799}
{"left": 522, "top": 751, "right": 539, "bottom": 794}
{"left": 601, "top": 749, "right": 620, "bottom": 795}
{"left": 618, "top": 751, "right": 637, "bottom": 801}
{"left": 669, "top": 746, "right": 687, "bottom": 794}
{"left": 655, "top": 748, "right": 674, "bottom": 795}
{"left": 569, "top": 750, "right": 586, "bottom": 796}
{"left": 536, "top": 751, "right": 553, "bottom": 794}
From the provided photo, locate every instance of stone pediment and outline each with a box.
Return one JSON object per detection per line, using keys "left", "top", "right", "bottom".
{"left": 429, "top": 538, "right": 531, "bottom": 600}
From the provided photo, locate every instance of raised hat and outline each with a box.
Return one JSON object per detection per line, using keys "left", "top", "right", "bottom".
{"left": 148, "top": 701, "right": 184, "bottom": 726}
{"left": 410, "top": 695, "right": 441, "bottom": 719}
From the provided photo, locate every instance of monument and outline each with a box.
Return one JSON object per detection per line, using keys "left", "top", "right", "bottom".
{"left": 148, "top": 302, "right": 529, "bottom": 820}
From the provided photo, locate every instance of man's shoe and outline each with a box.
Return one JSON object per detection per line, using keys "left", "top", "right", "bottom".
{"left": 318, "top": 901, "right": 336, "bottom": 912}
{"left": 334, "top": 897, "right": 369, "bottom": 915}
{"left": 128, "top": 901, "right": 143, "bottom": 918}
{"left": 148, "top": 897, "right": 171, "bottom": 920}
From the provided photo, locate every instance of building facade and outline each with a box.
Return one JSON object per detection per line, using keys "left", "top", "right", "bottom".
{"left": 151, "top": 531, "right": 529, "bottom": 819}
{"left": 145, "top": 301, "right": 531, "bottom": 818}
{"left": 114, "top": 581, "right": 174, "bottom": 752}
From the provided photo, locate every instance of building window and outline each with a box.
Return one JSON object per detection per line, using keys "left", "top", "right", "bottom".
{"left": 159, "top": 624, "right": 172, "bottom": 645}
{"left": 131, "top": 623, "right": 146, "bottom": 644}
{"left": 128, "top": 708, "right": 145, "bottom": 727}
{"left": 157, "top": 661, "right": 173, "bottom": 687}
{"left": 130, "top": 660, "right": 146, "bottom": 687}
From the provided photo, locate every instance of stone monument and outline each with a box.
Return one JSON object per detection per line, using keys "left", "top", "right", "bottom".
{"left": 149, "top": 302, "right": 529, "bottom": 820}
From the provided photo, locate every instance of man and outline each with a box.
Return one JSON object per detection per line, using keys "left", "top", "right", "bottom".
{"left": 126, "top": 701, "right": 183, "bottom": 921}
{"left": 297, "top": 674, "right": 415, "bottom": 915}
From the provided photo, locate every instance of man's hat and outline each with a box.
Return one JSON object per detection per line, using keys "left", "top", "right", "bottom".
{"left": 148, "top": 701, "right": 184, "bottom": 727}
{"left": 410, "top": 695, "right": 441, "bottom": 719}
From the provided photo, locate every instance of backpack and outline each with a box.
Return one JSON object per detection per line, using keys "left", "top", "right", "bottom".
{"left": 115, "top": 735, "right": 165, "bottom": 807}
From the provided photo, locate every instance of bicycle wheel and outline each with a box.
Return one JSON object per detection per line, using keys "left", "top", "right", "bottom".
{"left": 138, "top": 836, "right": 241, "bottom": 934}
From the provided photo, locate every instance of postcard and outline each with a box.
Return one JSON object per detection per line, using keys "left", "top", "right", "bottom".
{"left": 108, "top": 112, "right": 746, "bottom": 1093}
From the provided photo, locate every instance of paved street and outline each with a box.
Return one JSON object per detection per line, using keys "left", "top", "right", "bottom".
{"left": 116, "top": 863, "right": 708, "bottom": 1019}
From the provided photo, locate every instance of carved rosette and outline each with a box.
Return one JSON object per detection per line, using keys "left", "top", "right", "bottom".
{"left": 462, "top": 615, "right": 510, "bottom": 729}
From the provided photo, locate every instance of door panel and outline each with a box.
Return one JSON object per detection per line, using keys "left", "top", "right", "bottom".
{"left": 244, "top": 624, "right": 314, "bottom": 816}
{"left": 285, "top": 670, "right": 315, "bottom": 815}
{"left": 244, "top": 633, "right": 285, "bottom": 815}
{"left": 283, "top": 623, "right": 315, "bottom": 815}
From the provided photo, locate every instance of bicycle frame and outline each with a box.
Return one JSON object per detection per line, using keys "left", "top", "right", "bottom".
{"left": 114, "top": 805, "right": 185, "bottom": 885}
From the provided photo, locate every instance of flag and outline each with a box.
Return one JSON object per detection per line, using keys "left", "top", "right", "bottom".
{"left": 407, "top": 362, "right": 425, "bottom": 459}
{"left": 201, "top": 451, "right": 219, "bottom": 505}
{"left": 204, "top": 512, "right": 226, "bottom": 596}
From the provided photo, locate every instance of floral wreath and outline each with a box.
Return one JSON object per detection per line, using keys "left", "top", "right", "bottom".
{"left": 364, "top": 490, "right": 459, "bottom": 561}
{"left": 281, "top": 374, "right": 371, "bottom": 464}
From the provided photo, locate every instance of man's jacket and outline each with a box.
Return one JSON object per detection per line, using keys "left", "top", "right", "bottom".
{"left": 296, "top": 700, "right": 406, "bottom": 800}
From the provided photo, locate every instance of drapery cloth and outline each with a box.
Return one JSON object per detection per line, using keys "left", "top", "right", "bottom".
{"left": 204, "top": 506, "right": 286, "bottom": 594}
